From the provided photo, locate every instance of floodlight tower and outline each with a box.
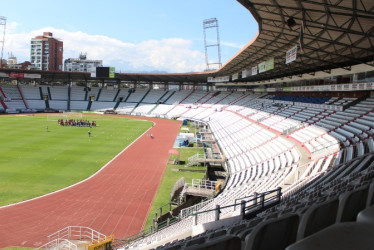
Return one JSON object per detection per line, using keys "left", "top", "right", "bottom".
{"left": 0, "top": 16, "right": 6, "bottom": 66}
{"left": 203, "top": 18, "right": 222, "bottom": 71}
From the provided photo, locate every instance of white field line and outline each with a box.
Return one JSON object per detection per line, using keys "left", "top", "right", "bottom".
{"left": 0, "top": 120, "right": 155, "bottom": 210}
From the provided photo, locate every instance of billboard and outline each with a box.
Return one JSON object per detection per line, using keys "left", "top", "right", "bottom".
{"left": 258, "top": 61, "right": 266, "bottom": 73}
{"left": 252, "top": 66, "right": 258, "bottom": 75}
{"left": 265, "top": 57, "right": 274, "bottom": 71}
{"left": 286, "top": 45, "right": 297, "bottom": 64}
{"left": 96, "top": 67, "right": 115, "bottom": 78}
{"left": 96, "top": 67, "right": 109, "bottom": 77}
{"left": 109, "top": 67, "right": 115, "bottom": 78}
{"left": 258, "top": 58, "right": 274, "bottom": 73}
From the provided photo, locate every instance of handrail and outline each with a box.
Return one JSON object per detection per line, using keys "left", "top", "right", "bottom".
{"left": 192, "top": 187, "right": 281, "bottom": 217}
{"left": 36, "top": 239, "right": 78, "bottom": 250}
{"left": 114, "top": 215, "right": 180, "bottom": 247}
{"left": 180, "top": 197, "right": 213, "bottom": 219}
{"left": 117, "top": 188, "right": 281, "bottom": 249}
{"left": 47, "top": 226, "right": 107, "bottom": 244}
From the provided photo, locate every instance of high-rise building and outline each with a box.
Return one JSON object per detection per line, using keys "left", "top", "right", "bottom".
{"left": 30, "top": 32, "right": 63, "bottom": 71}
{"left": 64, "top": 53, "right": 103, "bottom": 75}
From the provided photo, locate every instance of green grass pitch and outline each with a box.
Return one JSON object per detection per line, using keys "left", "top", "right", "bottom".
{"left": 0, "top": 114, "right": 152, "bottom": 207}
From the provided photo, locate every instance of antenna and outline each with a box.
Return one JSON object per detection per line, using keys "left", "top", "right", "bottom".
{"left": 203, "top": 18, "right": 222, "bottom": 71}
{"left": 0, "top": 16, "right": 6, "bottom": 66}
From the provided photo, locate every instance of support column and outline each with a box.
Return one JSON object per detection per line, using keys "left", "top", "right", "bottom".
{"left": 215, "top": 205, "right": 220, "bottom": 221}
{"left": 241, "top": 200, "right": 246, "bottom": 219}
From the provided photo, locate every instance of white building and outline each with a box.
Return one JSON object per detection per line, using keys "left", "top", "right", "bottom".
{"left": 64, "top": 53, "right": 103, "bottom": 75}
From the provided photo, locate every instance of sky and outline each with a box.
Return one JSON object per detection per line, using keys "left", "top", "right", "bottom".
{"left": 1, "top": 0, "right": 258, "bottom": 73}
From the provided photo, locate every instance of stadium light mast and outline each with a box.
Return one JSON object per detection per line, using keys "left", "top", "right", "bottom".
{"left": 203, "top": 18, "right": 222, "bottom": 71}
{"left": 0, "top": 16, "right": 6, "bottom": 67}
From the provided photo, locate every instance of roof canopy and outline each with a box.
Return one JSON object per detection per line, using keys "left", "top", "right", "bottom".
{"left": 217, "top": 0, "right": 374, "bottom": 82}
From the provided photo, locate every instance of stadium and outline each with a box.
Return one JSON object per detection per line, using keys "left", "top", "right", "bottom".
{"left": 0, "top": 0, "right": 374, "bottom": 249}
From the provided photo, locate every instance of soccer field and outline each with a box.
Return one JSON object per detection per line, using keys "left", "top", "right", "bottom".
{"left": 0, "top": 114, "right": 152, "bottom": 207}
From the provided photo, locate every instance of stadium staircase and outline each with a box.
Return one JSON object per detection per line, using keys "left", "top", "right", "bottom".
{"left": 123, "top": 89, "right": 134, "bottom": 102}
{"left": 0, "top": 99, "right": 7, "bottom": 109}
{"left": 95, "top": 88, "right": 102, "bottom": 101}
{"left": 87, "top": 100, "right": 92, "bottom": 111}
{"left": 113, "top": 88, "right": 121, "bottom": 102}
{"left": 41, "top": 87, "right": 50, "bottom": 109}
{"left": 178, "top": 107, "right": 192, "bottom": 117}
{"left": 84, "top": 88, "right": 88, "bottom": 101}
{"left": 0, "top": 85, "right": 6, "bottom": 99}
{"left": 38, "top": 86, "right": 44, "bottom": 100}
{"left": 44, "top": 99, "right": 50, "bottom": 109}
{"left": 67, "top": 86, "right": 71, "bottom": 110}
{"left": 158, "top": 90, "right": 170, "bottom": 103}
{"left": 213, "top": 92, "right": 233, "bottom": 105}
{"left": 17, "top": 85, "right": 29, "bottom": 109}
{"left": 0, "top": 86, "right": 8, "bottom": 109}
{"left": 195, "top": 91, "right": 213, "bottom": 104}
{"left": 37, "top": 226, "right": 113, "bottom": 250}
{"left": 227, "top": 93, "right": 249, "bottom": 105}
{"left": 187, "top": 153, "right": 203, "bottom": 167}
{"left": 47, "top": 86, "right": 52, "bottom": 100}
{"left": 164, "top": 90, "right": 194, "bottom": 115}
{"left": 114, "top": 99, "right": 122, "bottom": 110}
{"left": 131, "top": 89, "right": 151, "bottom": 113}
{"left": 148, "top": 103, "right": 160, "bottom": 115}
{"left": 176, "top": 92, "right": 213, "bottom": 117}
{"left": 162, "top": 91, "right": 175, "bottom": 104}
{"left": 199, "top": 91, "right": 220, "bottom": 105}
{"left": 147, "top": 91, "right": 172, "bottom": 114}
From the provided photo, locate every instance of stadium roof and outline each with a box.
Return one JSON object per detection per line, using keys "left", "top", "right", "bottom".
{"left": 0, "top": 68, "right": 211, "bottom": 84}
{"left": 117, "top": 0, "right": 374, "bottom": 84}
{"left": 1, "top": 0, "right": 373, "bottom": 85}
{"left": 217, "top": 0, "right": 374, "bottom": 82}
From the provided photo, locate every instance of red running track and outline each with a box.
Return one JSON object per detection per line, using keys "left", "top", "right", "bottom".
{"left": 0, "top": 115, "right": 181, "bottom": 248}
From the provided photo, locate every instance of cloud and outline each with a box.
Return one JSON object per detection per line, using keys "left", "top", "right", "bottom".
{"left": 220, "top": 41, "right": 244, "bottom": 49}
{"left": 3, "top": 26, "right": 206, "bottom": 73}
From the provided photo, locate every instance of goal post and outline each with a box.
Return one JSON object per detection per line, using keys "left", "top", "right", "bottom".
{"left": 62, "top": 111, "right": 83, "bottom": 120}
{"left": 47, "top": 113, "right": 66, "bottom": 122}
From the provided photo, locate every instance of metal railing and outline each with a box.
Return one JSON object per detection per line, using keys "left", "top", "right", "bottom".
{"left": 179, "top": 197, "right": 213, "bottom": 219}
{"left": 47, "top": 226, "right": 107, "bottom": 243}
{"left": 191, "top": 187, "right": 282, "bottom": 225}
{"left": 191, "top": 179, "right": 217, "bottom": 190}
{"left": 36, "top": 239, "right": 77, "bottom": 250}
{"left": 187, "top": 153, "right": 205, "bottom": 166}
{"left": 117, "top": 188, "right": 281, "bottom": 249}
{"left": 112, "top": 216, "right": 180, "bottom": 248}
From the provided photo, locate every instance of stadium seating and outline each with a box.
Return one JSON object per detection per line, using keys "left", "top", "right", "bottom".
{"left": 90, "top": 101, "right": 116, "bottom": 111}
{"left": 98, "top": 87, "right": 118, "bottom": 101}
{"left": 112, "top": 93, "right": 374, "bottom": 249}
{"left": 4, "top": 85, "right": 374, "bottom": 249}
{"left": 49, "top": 86, "right": 68, "bottom": 100}
{"left": 70, "top": 86, "right": 86, "bottom": 101}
